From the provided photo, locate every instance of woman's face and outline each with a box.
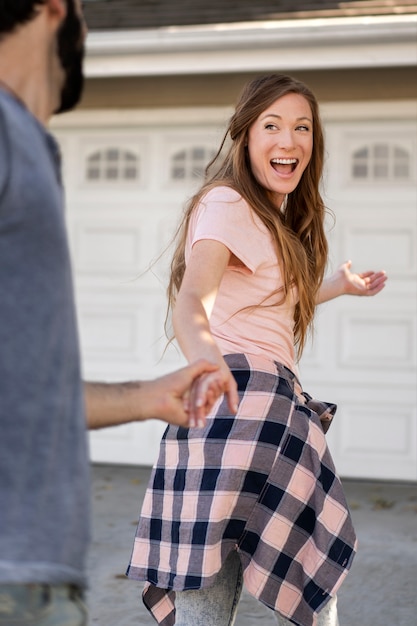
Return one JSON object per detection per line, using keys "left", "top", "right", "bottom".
{"left": 247, "top": 92, "right": 314, "bottom": 208}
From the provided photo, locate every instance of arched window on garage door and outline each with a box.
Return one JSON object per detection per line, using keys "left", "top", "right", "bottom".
{"left": 351, "top": 143, "right": 411, "bottom": 181}
{"left": 85, "top": 147, "right": 140, "bottom": 182}
{"left": 170, "top": 146, "right": 216, "bottom": 182}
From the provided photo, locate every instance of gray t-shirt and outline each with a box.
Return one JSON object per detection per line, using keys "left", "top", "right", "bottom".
{"left": 0, "top": 89, "right": 90, "bottom": 587}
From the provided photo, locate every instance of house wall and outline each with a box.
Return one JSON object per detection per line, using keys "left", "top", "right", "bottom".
{"left": 79, "top": 67, "right": 417, "bottom": 109}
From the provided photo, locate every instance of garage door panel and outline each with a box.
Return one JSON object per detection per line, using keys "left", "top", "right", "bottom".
{"left": 303, "top": 383, "right": 417, "bottom": 481}
{"left": 77, "top": 303, "right": 144, "bottom": 369}
{"left": 74, "top": 222, "right": 142, "bottom": 274}
{"left": 68, "top": 208, "right": 178, "bottom": 282}
{"left": 303, "top": 290, "right": 416, "bottom": 386}
{"left": 341, "top": 224, "right": 416, "bottom": 277}
{"left": 338, "top": 398, "right": 417, "bottom": 481}
{"left": 75, "top": 132, "right": 149, "bottom": 190}
{"left": 324, "top": 121, "right": 417, "bottom": 195}
{"left": 89, "top": 420, "right": 167, "bottom": 467}
{"left": 338, "top": 311, "right": 416, "bottom": 371}
{"left": 76, "top": 290, "right": 177, "bottom": 375}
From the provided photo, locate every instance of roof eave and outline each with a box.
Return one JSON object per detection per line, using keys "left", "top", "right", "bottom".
{"left": 84, "top": 14, "right": 417, "bottom": 78}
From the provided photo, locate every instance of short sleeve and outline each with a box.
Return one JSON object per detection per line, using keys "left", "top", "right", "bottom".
{"left": 190, "top": 186, "right": 270, "bottom": 273}
{"left": 0, "top": 106, "right": 10, "bottom": 206}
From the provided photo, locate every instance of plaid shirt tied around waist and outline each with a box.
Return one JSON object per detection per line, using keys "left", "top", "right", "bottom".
{"left": 127, "top": 353, "right": 357, "bottom": 626}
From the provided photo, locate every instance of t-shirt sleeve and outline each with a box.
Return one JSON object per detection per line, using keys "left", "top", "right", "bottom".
{"left": 190, "top": 187, "right": 268, "bottom": 274}
{"left": 0, "top": 107, "right": 10, "bottom": 207}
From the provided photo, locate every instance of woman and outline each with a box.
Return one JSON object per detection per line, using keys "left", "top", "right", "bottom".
{"left": 127, "top": 74, "right": 386, "bottom": 626}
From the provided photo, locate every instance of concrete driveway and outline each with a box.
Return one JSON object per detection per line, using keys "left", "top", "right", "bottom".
{"left": 87, "top": 464, "right": 417, "bottom": 625}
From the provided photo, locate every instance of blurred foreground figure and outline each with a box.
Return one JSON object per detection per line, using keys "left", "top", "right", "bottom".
{"left": 0, "top": 2, "right": 221, "bottom": 624}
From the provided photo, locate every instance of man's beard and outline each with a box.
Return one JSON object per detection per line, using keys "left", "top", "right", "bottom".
{"left": 54, "top": 1, "right": 85, "bottom": 114}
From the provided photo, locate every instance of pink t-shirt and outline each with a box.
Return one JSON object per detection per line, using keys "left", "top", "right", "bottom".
{"left": 185, "top": 186, "right": 297, "bottom": 370}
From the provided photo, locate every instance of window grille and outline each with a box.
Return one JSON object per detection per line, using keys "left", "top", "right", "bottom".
{"left": 86, "top": 148, "right": 139, "bottom": 182}
{"left": 170, "top": 146, "right": 216, "bottom": 182}
{"left": 351, "top": 143, "right": 410, "bottom": 181}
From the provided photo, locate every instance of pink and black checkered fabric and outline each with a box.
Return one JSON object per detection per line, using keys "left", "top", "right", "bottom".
{"left": 127, "top": 353, "right": 357, "bottom": 626}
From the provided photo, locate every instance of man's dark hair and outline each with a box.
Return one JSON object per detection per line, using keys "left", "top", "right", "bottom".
{"left": 0, "top": 1, "right": 48, "bottom": 36}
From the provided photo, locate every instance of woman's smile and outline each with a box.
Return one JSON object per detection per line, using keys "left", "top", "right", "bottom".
{"left": 270, "top": 157, "right": 299, "bottom": 176}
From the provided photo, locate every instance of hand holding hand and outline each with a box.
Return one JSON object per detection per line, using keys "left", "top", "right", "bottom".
{"left": 140, "top": 359, "right": 222, "bottom": 427}
{"left": 186, "top": 361, "right": 239, "bottom": 428}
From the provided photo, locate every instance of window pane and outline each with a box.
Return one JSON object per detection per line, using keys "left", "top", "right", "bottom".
{"left": 106, "top": 148, "right": 119, "bottom": 161}
{"left": 394, "top": 147, "right": 408, "bottom": 159}
{"left": 124, "top": 167, "right": 137, "bottom": 179}
{"left": 87, "top": 167, "right": 100, "bottom": 180}
{"left": 373, "top": 144, "right": 388, "bottom": 158}
{"left": 192, "top": 147, "right": 205, "bottom": 160}
{"left": 172, "top": 167, "right": 185, "bottom": 179}
{"left": 374, "top": 163, "right": 389, "bottom": 178}
{"left": 352, "top": 163, "right": 368, "bottom": 178}
{"left": 192, "top": 167, "right": 204, "bottom": 179}
{"left": 394, "top": 162, "right": 410, "bottom": 178}
{"left": 355, "top": 147, "right": 368, "bottom": 159}
{"left": 106, "top": 167, "right": 118, "bottom": 179}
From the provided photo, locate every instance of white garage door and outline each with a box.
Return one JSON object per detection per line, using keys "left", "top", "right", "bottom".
{"left": 53, "top": 102, "right": 417, "bottom": 480}
{"left": 300, "top": 108, "right": 417, "bottom": 481}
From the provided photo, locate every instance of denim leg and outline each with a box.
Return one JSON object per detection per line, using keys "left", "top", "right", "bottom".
{"left": 0, "top": 585, "right": 87, "bottom": 626}
{"left": 274, "top": 596, "right": 339, "bottom": 626}
{"left": 175, "top": 550, "right": 243, "bottom": 626}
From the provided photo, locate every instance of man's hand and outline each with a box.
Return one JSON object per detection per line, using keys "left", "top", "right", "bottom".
{"left": 137, "top": 359, "right": 223, "bottom": 427}
{"left": 85, "top": 359, "right": 220, "bottom": 430}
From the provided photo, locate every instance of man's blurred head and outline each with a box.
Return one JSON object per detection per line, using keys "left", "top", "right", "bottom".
{"left": 54, "top": 0, "right": 85, "bottom": 113}
{"left": 0, "top": 0, "right": 86, "bottom": 113}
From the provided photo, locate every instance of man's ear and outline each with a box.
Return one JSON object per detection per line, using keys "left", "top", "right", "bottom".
{"left": 45, "top": 0, "right": 67, "bottom": 23}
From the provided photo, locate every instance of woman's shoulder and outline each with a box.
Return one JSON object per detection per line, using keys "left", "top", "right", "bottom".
{"left": 196, "top": 185, "right": 267, "bottom": 236}
{"left": 200, "top": 185, "right": 246, "bottom": 206}
{"left": 196, "top": 185, "right": 266, "bottom": 232}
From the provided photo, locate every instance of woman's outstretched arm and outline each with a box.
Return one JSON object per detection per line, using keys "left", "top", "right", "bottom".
{"left": 317, "top": 260, "right": 387, "bottom": 304}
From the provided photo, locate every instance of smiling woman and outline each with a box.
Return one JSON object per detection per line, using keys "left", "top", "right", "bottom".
{"left": 125, "top": 74, "right": 358, "bottom": 626}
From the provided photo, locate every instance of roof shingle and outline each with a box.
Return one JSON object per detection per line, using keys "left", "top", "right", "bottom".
{"left": 84, "top": 0, "right": 417, "bottom": 31}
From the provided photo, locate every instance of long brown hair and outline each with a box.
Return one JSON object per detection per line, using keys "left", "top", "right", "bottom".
{"left": 167, "top": 74, "right": 328, "bottom": 356}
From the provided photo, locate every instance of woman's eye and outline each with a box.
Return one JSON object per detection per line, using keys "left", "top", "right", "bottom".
{"left": 265, "top": 124, "right": 277, "bottom": 130}
{"left": 297, "top": 125, "right": 310, "bottom": 132}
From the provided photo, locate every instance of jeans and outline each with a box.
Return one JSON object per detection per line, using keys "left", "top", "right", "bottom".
{"left": 175, "top": 551, "right": 339, "bottom": 626}
{"left": 0, "top": 584, "right": 87, "bottom": 626}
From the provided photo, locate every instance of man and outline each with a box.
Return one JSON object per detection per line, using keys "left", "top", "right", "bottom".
{"left": 0, "top": 1, "right": 225, "bottom": 624}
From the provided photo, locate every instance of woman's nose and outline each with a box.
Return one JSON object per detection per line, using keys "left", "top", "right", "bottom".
{"left": 277, "top": 129, "right": 295, "bottom": 150}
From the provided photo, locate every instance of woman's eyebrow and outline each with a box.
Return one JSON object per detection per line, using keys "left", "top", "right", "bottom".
{"left": 260, "top": 113, "right": 313, "bottom": 123}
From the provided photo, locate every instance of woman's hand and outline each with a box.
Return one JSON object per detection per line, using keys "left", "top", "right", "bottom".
{"left": 337, "top": 260, "right": 387, "bottom": 296}
{"left": 186, "top": 360, "right": 239, "bottom": 428}
{"left": 317, "top": 260, "right": 387, "bottom": 303}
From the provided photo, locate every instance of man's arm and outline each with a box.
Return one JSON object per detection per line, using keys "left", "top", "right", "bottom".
{"left": 317, "top": 260, "right": 387, "bottom": 304}
{"left": 85, "top": 359, "right": 219, "bottom": 430}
